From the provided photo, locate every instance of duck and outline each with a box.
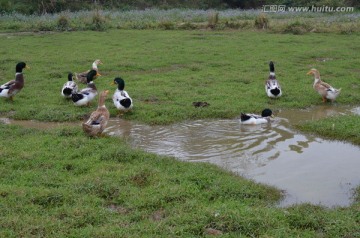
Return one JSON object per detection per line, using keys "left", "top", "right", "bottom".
{"left": 265, "top": 61, "right": 282, "bottom": 98}
{"left": 61, "top": 73, "right": 78, "bottom": 98}
{"left": 240, "top": 108, "right": 273, "bottom": 125}
{"left": 82, "top": 90, "right": 110, "bottom": 137}
{"left": 0, "top": 62, "right": 29, "bottom": 101}
{"left": 71, "top": 70, "right": 100, "bottom": 106}
{"left": 112, "top": 77, "right": 133, "bottom": 113}
{"left": 75, "top": 59, "right": 102, "bottom": 84}
{"left": 306, "top": 68, "right": 341, "bottom": 103}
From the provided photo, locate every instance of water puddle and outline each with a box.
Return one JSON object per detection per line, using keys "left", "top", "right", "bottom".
{"left": 2, "top": 105, "right": 360, "bottom": 207}
{"left": 105, "top": 105, "right": 360, "bottom": 207}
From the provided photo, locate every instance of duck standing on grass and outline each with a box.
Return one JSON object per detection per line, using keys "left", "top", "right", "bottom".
{"left": 82, "top": 90, "right": 110, "bottom": 137}
{"left": 72, "top": 70, "right": 100, "bottom": 106}
{"left": 75, "top": 59, "right": 102, "bottom": 84}
{"left": 240, "top": 108, "right": 273, "bottom": 125}
{"left": 307, "top": 68, "right": 341, "bottom": 103}
{"left": 265, "top": 61, "right": 282, "bottom": 98}
{"left": 112, "top": 77, "right": 133, "bottom": 114}
{"left": 61, "top": 73, "right": 78, "bottom": 98}
{"left": 0, "top": 62, "right": 29, "bottom": 101}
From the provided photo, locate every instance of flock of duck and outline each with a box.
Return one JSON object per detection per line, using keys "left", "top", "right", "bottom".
{"left": 240, "top": 61, "right": 341, "bottom": 125}
{"left": 0, "top": 60, "right": 341, "bottom": 135}
{"left": 0, "top": 60, "right": 133, "bottom": 136}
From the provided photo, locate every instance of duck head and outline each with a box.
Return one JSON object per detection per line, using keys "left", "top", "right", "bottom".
{"left": 16, "top": 62, "right": 29, "bottom": 73}
{"left": 112, "top": 77, "right": 125, "bottom": 91}
{"left": 261, "top": 108, "right": 273, "bottom": 118}
{"left": 86, "top": 70, "right": 101, "bottom": 83}
{"left": 306, "top": 68, "right": 320, "bottom": 79}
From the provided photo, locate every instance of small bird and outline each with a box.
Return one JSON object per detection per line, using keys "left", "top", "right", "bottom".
{"left": 72, "top": 70, "right": 100, "bottom": 106}
{"left": 75, "top": 59, "right": 102, "bottom": 84}
{"left": 112, "top": 77, "right": 133, "bottom": 113}
{"left": 265, "top": 61, "right": 282, "bottom": 98}
{"left": 306, "top": 68, "right": 341, "bottom": 103}
{"left": 240, "top": 108, "right": 273, "bottom": 125}
{"left": 0, "top": 62, "right": 29, "bottom": 101}
{"left": 61, "top": 73, "right": 78, "bottom": 98}
{"left": 82, "top": 90, "right": 110, "bottom": 137}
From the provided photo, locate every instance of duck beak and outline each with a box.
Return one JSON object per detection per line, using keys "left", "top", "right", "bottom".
{"left": 306, "top": 70, "right": 312, "bottom": 75}
{"left": 110, "top": 82, "right": 116, "bottom": 86}
{"left": 26, "top": 66, "right": 30, "bottom": 70}
{"left": 96, "top": 72, "right": 101, "bottom": 77}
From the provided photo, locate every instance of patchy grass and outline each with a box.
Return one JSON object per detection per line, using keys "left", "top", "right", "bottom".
{"left": 0, "top": 123, "right": 359, "bottom": 237}
{"left": 296, "top": 115, "right": 360, "bottom": 145}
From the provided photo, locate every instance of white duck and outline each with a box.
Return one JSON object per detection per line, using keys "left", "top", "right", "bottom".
{"left": 112, "top": 77, "right": 133, "bottom": 113}
{"left": 61, "top": 73, "right": 78, "bottom": 98}
{"left": 240, "top": 109, "right": 273, "bottom": 125}
{"left": 71, "top": 70, "right": 100, "bottom": 106}
{"left": 265, "top": 61, "right": 282, "bottom": 98}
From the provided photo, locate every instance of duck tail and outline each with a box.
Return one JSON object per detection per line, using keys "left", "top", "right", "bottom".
{"left": 71, "top": 93, "right": 83, "bottom": 102}
{"left": 240, "top": 113, "right": 251, "bottom": 122}
{"left": 269, "top": 61, "right": 275, "bottom": 74}
{"left": 62, "top": 88, "right": 72, "bottom": 96}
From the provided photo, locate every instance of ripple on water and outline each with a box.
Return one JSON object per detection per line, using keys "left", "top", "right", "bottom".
{"left": 104, "top": 105, "right": 360, "bottom": 207}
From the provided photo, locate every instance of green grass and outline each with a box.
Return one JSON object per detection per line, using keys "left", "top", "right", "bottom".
{"left": 0, "top": 29, "right": 359, "bottom": 124}
{"left": 296, "top": 115, "right": 360, "bottom": 145}
{"left": 0, "top": 124, "right": 359, "bottom": 237}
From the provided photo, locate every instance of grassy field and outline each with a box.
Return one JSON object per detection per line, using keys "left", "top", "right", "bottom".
{"left": 1, "top": 23, "right": 360, "bottom": 237}
{"left": 0, "top": 124, "right": 359, "bottom": 237}
{"left": 0, "top": 29, "right": 359, "bottom": 124}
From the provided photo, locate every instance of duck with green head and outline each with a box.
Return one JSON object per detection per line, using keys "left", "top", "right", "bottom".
{"left": 240, "top": 109, "right": 273, "bottom": 125}
{"left": 112, "top": 77, "right": 133, "bottom": 113}
{"left": 72, "top": 70, "right": 100, "bottom": 106}
{"left": 61, "top": 73, "right": 78, "bottom": 98}
{"left": 0, "top": 62, "right": 29, "bottom": 101}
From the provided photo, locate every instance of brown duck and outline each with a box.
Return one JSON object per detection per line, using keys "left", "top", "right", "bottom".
{"left": 307, "top": 68, "right": 341, "bottom": 103}
{"left": 82, "top": 90, "right": 110, "bottom": 137}
{"left": 75, "top": 59, "right": 102, "bottom": 84}
{"left": 0, "top": 62, "right": 29, "bottom": 101}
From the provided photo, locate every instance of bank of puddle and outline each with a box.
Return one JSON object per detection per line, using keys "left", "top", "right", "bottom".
{"left": 2, "top": 105, "right": 360, "bottom": 207}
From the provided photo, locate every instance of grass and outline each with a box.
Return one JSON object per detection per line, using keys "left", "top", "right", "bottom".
{"left": 0, "top": 123, "right": 359, "bottom": 237}
{"left": 0, "top": 29, "right": 359, "bottom": 124}
{"left": 296, "top": 115, "right": 360, "bottom": 145}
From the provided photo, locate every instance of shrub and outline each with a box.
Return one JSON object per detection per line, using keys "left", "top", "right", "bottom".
{"left": 57, "top": 14, "right": 70, "bottom": 31}
{"left": 284, "top": 21, "right": 311, "bottom": 35}
{"left": 207, "top": 11, "right": 219, "bottom": 29}
{"left": 91, "top": 10, "right": 107, "bottom": 31}
{"left": 254, "top": 13, "right": 269, "bottom": 29}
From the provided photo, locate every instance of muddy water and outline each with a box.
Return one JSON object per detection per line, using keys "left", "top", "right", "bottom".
{"left": 2, "top": 105, "right": 360, "bottom": 207}
{"left": 105, "top": 105, "right": 360, "bottom": 207}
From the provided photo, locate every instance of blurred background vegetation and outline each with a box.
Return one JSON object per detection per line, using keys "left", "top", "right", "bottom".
{"left": 0, "top": 0, "right": 358, "bottom": 15}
